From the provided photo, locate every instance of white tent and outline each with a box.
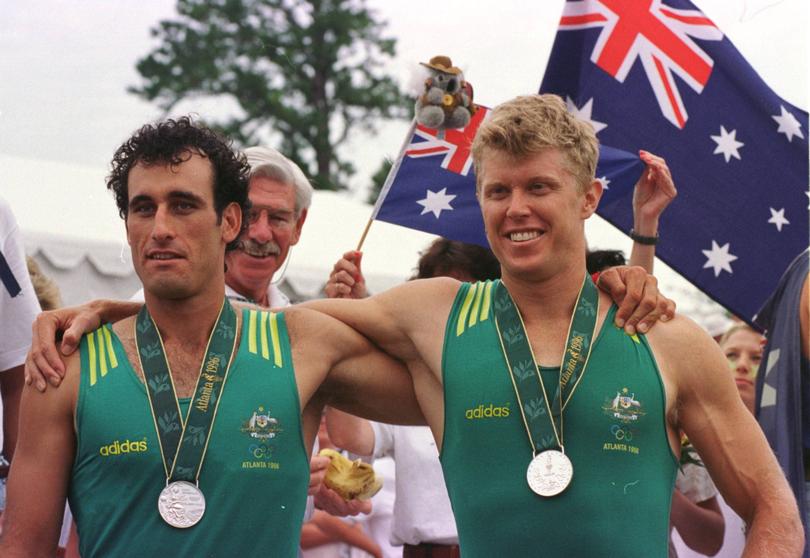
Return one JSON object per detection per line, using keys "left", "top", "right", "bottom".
{"left": 1, "top": 154, "right": 439, "bottom": 305}
{"left": 2, "top": 153, "right": 728, "bottom": 332}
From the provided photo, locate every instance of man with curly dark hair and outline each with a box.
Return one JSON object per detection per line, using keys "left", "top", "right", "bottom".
{"left": 106, "top": 116, "right": 251, "bottom": 251}
{"left": 0, "top": 117, "right": 423, "bottom": 557}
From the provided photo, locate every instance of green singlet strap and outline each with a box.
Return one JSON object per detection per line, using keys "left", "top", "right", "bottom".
{"left": 493, "top": 275, "right": 599, "bottom": 455}
{"left": 135, "top": 298, "right": 238, "bottom": 482}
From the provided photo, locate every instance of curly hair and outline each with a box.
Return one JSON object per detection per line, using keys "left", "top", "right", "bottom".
{"left": 471, "top": 94, "right": 599, "bottom": 192}
{"left": 106, "top": 116, "right": 250, "bottom": 249}
{"left": 412, "top": 239, "right": 501, "bottom": 281}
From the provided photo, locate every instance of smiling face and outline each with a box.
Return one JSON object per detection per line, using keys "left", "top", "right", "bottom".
{"left": 126, "top": 152, "right": 240, "bottom": 301}
{"left": 477, "top": 147, "right": 601, "bottom": 284}
{"left": 224, "top": 175, "right": 307, "bottom": 303}
{"left": 720, "top": 326, "right": 764, "bottom": 414}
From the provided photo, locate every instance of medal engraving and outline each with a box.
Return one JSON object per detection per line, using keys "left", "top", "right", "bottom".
{"left": 158, "top": 481, "right": 206, "bottom": 528}
{"left": 526, "top": 450, "right": 573, "bottom": 497}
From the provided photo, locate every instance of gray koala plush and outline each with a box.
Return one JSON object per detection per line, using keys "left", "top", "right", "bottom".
{"left": 415, "top": 55, "right": 476, "bottom": 130}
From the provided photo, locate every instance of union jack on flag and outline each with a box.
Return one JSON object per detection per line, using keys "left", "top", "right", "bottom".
{"left": 541, "top": 0, "right": 808, "bottom": 325}
{"left": 403, "top": 107, "right": 489, "bottom": 176}
{"left": 559, "top": 0, "right": 722, "bottom": 128}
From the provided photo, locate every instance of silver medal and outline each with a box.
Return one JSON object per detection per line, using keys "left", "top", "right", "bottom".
{"left": 158, "top": 480, "right": 206, "bottom": 528}
{"left": 526, "top": 449, "right": 573, "bottom": 497}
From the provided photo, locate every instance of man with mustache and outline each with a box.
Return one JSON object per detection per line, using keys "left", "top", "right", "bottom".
{"left": 224, "top": 146, "right": 309, "bottom": 309}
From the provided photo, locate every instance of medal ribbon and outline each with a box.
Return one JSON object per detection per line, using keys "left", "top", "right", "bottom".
{"left": 493, "top": 275, "right": 598, "bottom": 454}
{"left": 136, "top": 298, "right": 238, "bottom": 483}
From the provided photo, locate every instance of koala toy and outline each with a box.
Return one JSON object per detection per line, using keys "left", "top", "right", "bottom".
{"left": 415, "top": 55, "right": 477, "bottom": 130}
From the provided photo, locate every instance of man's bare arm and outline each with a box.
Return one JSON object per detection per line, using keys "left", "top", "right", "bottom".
{"left": 325, "top": 407, "right": 376, "bottom": 457}
{"left": 670, "top": 492, "right": 724, "bottom": 556}
{"left": 0, "top": 365, "right": 24, "bottom": 461}
{"left": 316, "top": 315, "right": 426, "bottom": 426}
{"left": 651, "top": 317, "right": 803, "bottom": 556}
{"left": 304, "top": 278, "right": 459, "bottom": 368}
{"left": 0, "top": 355, "right": 78, "bottom": 556}
{"left": 628, "top": 150, "right": 677, "bottom": 275}
{"left": 286, "top": 307, "right": 425, "bottom": 427}
{"left": 26, "top": 299, "right": 140, "bottom": 390}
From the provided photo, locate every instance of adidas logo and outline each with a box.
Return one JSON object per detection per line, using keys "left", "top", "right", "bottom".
{"left": 98, "top": 438, "right": 148, "bottom": 457}
{"left": 465, "top": 403, "right": 511, "bottom": 420}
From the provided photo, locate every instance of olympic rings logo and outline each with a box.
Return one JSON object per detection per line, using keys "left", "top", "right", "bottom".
{"left": 610, "top": 424, "right": 633, "bottom": 441}
{"left": 248, "top": 443, "right": 275, "bottom": 460}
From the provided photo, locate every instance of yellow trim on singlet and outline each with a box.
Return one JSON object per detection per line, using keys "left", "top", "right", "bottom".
{"left": 479, "top": 281, "right": 492, "bottom": 322}
{"left": 456, "top": 284, "right": 477, "bottom": 336}
{"left": 88, "top": 331, "right": 97, "bottom": 386}
{"left": 269, "top": 313, "right": 282, "bottom": 367}
{"left": 260, "top": 311, "right": 270, "bottom": 360}
{"left": 103, "top": 326, "right": 118, "bottom": 369}
{"left": 468, "top": 282, "right": 483, "bottom": 328}
{"left": 97, "top": 329, "right": 108, "bottom": 378}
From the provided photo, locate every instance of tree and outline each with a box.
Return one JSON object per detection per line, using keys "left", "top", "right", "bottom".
{"left": 131, "top": 0, "right": 410, "bottom": 190}
{"left": 366, "top": 156, "right": 392, "bottom": 204}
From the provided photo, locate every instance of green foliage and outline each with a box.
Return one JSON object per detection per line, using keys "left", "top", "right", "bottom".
{"left": 130, "top": 0, "right": 410, "bottom": 190}
{"left": 366, "top": 156, "right": 392, "bottom": 204}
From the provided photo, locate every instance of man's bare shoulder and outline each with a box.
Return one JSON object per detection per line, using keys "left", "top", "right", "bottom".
{"left": 643, "top": 312, "right": 729, "bottom": 395}
{"left": 24, "top": 347, "right": 82, "bottom": 412}
{"left": 375, "top": 276, "right": 463, "bottom": 304}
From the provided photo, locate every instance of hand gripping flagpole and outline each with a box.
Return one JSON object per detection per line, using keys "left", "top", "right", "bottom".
{"left": 356, "top": 119, "right": 418, "bottom": 251}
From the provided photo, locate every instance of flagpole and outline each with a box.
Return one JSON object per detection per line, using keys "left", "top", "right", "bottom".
{"left": 355, "top": 217, "right": 374, "bottom": 251}
{"left": 356, "top": 119, "right": 418, "bottom": 251}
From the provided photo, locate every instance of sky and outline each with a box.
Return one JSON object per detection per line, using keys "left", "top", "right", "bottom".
{"left": 1, "top": 0, "right": 806, "bottom": 320}
{"left": 0, "top": 0, "right": 806, "bottom": 200}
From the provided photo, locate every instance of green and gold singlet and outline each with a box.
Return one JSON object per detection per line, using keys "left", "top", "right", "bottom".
{"left": 440, "top": 281, "right": 678, "bottom": 557}
{"left": 69, "top": 309, "right": 308, "bottom": 557}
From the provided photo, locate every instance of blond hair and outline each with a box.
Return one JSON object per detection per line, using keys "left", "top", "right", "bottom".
{"left": 471, "top": 94, "right": 599, "bottom": 191}
{"left": 718, "top": 322, "right": 761, "bottom": 347}
{"left": 26, "top": 256, "right": 62, "bottom": 311}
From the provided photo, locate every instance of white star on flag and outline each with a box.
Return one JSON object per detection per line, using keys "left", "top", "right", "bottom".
{"left": 702, "top": 240, "right": 738, "bottom": 277}
{"left": 596, "top": 176, "right": 610, "bottom": 190}
{"left": 710, "top": 126, "right": 744, "bottom": 163}
{"left": 772, "top": 105, "right": 804, "bottom": 142}
{"left": 767, "top": 207, "right": 790, "bottom": 232}
{"left": 566, "top": 97, "right": 607, "bottom": 134}
{"left": 417, "top": 187, "right": 456, "bottom": 218}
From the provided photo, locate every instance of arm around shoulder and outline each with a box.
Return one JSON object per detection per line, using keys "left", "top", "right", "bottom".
{"left": 0, "top": 352, "right": 79, "bottom": 557}
{"left": 301, "top": 277, "right": 460, "bottom": 361}
{"left": 289, "top": 308, "right": 425, "bottom": 427}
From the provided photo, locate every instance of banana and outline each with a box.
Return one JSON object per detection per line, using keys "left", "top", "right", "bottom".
{"left": 318, "top": 448, "right": 382, "bottom": 501}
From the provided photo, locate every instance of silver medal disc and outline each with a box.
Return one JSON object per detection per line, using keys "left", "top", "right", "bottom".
{"left": 158, "top": 480, "right": 206, "bottom": 528}
{"left": 526, "top": 449, "right": 573, "bottom": 497}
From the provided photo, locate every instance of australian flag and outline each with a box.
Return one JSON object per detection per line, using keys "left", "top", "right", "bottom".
{"left": 373, "top": 106, "right": 645, "bottom": 248}
{"left": 540, "top": 0, "right": 809, "bottom": 324}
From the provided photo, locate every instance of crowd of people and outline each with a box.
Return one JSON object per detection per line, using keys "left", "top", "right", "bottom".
{"left": 0, "top": 93, "right": 807, "bottom": 557}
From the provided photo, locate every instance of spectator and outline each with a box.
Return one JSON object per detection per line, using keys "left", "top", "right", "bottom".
{"left": 0, "top": 197, "right": 41, "bottom": 524}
